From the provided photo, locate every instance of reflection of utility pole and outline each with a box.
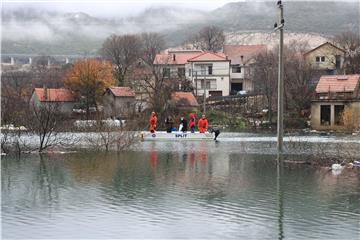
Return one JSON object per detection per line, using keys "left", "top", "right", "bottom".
{"left": 277, "top": 154, "right": 284, "bottom": 240}
{"left": 275, "top": 1, "right": 284, "bottom": 153}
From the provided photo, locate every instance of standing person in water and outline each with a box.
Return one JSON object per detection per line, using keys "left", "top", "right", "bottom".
{"left": 149, "top": 112, "right": 157, "bottom": 133}
{"left": 198, "top": 115, "right": 208, "bottom": 133}
{"left": 179, "top": 117, "right": 188, "bottom": 132}
{"left": 188, "top": 113, "right": 196, "bottom": 133}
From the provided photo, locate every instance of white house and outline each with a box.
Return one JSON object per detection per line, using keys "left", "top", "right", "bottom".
{"left": 185, "top": 52, "right": 231, "bottom": 97}
{"left": 153, "top": 50, "right": 203, "bottom": 79}
{"left": 154, "top": 50, "right": 231, "bottom": 98}
{"left": 223, "top": 45, "right": 266, "bottom": 94}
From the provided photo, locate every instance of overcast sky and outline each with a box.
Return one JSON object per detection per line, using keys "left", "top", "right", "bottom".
{"left": 3, "top": 0, "right": 358, "bottom": 18}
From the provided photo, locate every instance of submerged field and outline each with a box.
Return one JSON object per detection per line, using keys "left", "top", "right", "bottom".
{"left": 2, "top": 137, "right": 360, "bottom": 239}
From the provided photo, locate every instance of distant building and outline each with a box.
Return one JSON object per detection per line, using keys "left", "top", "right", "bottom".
{"left": 170, "top": 91, "right": 199, "bottom": 112}
{"left": 154, "top": 50, "right": 203, "bottom": 80}
{"left": 185, "top": 52, "right": 231, "bottom": 97}
{"left": 311, "top": 74, "right": 360, "bottom": 130}
{"left": 304, "top": 42, "right": 345, "bottom": 74}
{"left": 102, "top": 87, "right": 136, "bottom": 119}
{"left": 154, "top": 50, "right": 231, "bottom": 98}
{"left": 30, "top": 87, "right": 75, "bottom": 115}
{"left": 223, "top": 45, "right": 267, "bottom": 94}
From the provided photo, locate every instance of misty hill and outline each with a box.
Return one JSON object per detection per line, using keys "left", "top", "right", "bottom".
{"left": 1, "top": 1, "right": 359, "bottom": 55}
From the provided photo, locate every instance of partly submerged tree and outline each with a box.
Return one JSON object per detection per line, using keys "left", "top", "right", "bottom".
{"left": 64, "top": 59, "right": 115, "bottom": 118}
{"left": 100, "top": 34, "right": 142, "bottom": 86}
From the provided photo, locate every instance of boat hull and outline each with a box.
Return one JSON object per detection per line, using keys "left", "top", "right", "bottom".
{"left": 141, "top": 131, "right": 214, "bottom": 141}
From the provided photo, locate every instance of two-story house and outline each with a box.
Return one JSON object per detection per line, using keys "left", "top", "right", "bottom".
{"left": 304, "top": 42, "right": 345, "bottom": 75}
{"left": 154, "top": 50, "right": 203, "bottom": 79}
{"left": 311, "top": 74, "right": 360, "bottom": 130}
{"left": 185, "top": 52, "right": 231, "bottom": 97}
{"left": 223, "top": 45, "right": 267, "bottom": 94}
{"left": 154, "top": 50, "right": 231, "bottom": 98}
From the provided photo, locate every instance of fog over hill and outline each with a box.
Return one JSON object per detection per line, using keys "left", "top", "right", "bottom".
{"left": 1, "top": 1, "right": 359, "bottom": 54}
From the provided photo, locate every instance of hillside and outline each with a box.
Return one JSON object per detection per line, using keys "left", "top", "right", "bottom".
{"left": 1, "top": 1, "right": 358, "bottom": 54}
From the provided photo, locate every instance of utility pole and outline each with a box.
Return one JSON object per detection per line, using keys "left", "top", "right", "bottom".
{"left": 275, "top": 1, "right": 284, "bottom": 153}
{"left": 195, "top": 71, "right": 198, "bottom": 97}
{"left": 203, "top": 75, "right": 206, "bottom": 114}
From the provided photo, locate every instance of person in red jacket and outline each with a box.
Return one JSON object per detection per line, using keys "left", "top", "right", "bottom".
{"left": 188, "top": 113, "right": 196, "bottom": 133}
{"left": 149, "top": 112, "right": 157, "bottom": 133}
{"left": 198, "top": 114, "right": 208, "bottom": 133}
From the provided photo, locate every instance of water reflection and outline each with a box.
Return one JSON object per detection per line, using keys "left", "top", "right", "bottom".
{"left": 1, "top": 148, "right": 360, "bottom": 239}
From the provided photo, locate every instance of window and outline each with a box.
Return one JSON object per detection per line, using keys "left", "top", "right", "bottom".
{"left": 320, "top": 105, "right": 331, "bottom": 126}
{"left": 188, "top": 69, "right": 191, "bottom": 76}
{"left": 316, "top": 56, "right": 325, "bottom": 63}
{"left": 178, "top": 68, "right": 185, "bottom": 77}
{"left": 163, "top": 68, "right": 170, "bottom": 77}
{"left": 208, "top": 66, "right": 213, "bottom": 75}
{"left": 206, "top": 80, "right": 211, "bottom": 89}
{"left": 200, "top": 66, "right": 206, "bottom": 75}
{"left": 232, "top": 66, "right": 241, "bottom": 73}
{"left": 334, "top": 105, "right": 344, "bottom": 125}
{"left": 199, "top": 79, "right": 216, "bottom": 89}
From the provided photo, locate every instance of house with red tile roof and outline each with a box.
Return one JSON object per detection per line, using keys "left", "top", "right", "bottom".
{"left": 102, "top": 87, "right": 136, "bottom": 119}
{"left": 170, "top": 91, "right": 199, "bottom": 111}
{"left": 223, "top": 45, "right": 267, "bottom": 94}
{"left": 154, "top": 50, "right": 231, "bottom": 98}
{"left": 311, "top": 74, "right": 360, "bottom": 130}
{"left": 30, "top": 87, "right": 75, "bottom": 115}
{"left": 185, "top": 51, "right": 231, "bottom": 97}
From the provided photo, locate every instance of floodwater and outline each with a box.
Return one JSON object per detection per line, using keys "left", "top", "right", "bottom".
{"left": 2, "top": 137, "right": 360, "bottom": 239}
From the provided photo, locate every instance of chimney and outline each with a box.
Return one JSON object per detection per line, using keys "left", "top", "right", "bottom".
{"left": 43, "top": 85, "right": 48, "bottom": 101}
{"left": 173, "top": 54, "right": 176, "bottom": 61}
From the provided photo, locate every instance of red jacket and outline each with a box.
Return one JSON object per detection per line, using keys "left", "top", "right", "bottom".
{"left": 198, "top": 118, "right": 208, "bottom": 133}
{"left": 149, "top": 113, "right": 157, "bottom": 131}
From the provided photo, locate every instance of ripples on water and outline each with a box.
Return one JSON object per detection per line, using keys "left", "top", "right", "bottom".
{"left": 2, "top": 140, "right": 360, "bottom": 239}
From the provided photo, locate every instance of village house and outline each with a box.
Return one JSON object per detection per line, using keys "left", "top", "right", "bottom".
{"left": 311, "top": 74, "right": 360, "bottom": 130}
{"left": 223, "top": 45, "right": 267, "bottom": 94}
{"left": 102, "top": 87, "right": 136, "bottom": 119}
{"left": 30, "top": 87, "right": 75, "bottom": 115}
{"left": 154, "top": 50, "right": 231, "bottom": 98}
{"left": 154, "top": 50, "right": 203, "bottom": 80}
{"left": 304, "top": 42, "right": 345, "bottom": 74}
{"left": 185, "top": 52, "right": 231, "bottom": 98}
{"left": 169, "top": 91, "right": 199, "bottom": 112}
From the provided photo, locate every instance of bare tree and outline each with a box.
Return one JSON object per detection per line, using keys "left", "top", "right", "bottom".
{"left": 140, "top": 32, "right": 166, "bottom": 66}
{"left": 283, "top": 41, "right": 316, "bottom": 115}
{"left": 83, "top": 113, "right": 137, "bottom": 151}
{"left": 101, "top": 34, "right": 142, "bottom": 86}
{"left": 190, "top": 26, "right": 225, "bottom": 52}
{"left": 252, "top": 51, "right": 278, "bottom": 124}
{"left": 1, "top": 71, "right": 33, "bottom": 126}
{"left": 27, "top": 103, "right": 67, "bottom": 152}
{"left": 333, "top": 31, "right": 360, "bottom": 74}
